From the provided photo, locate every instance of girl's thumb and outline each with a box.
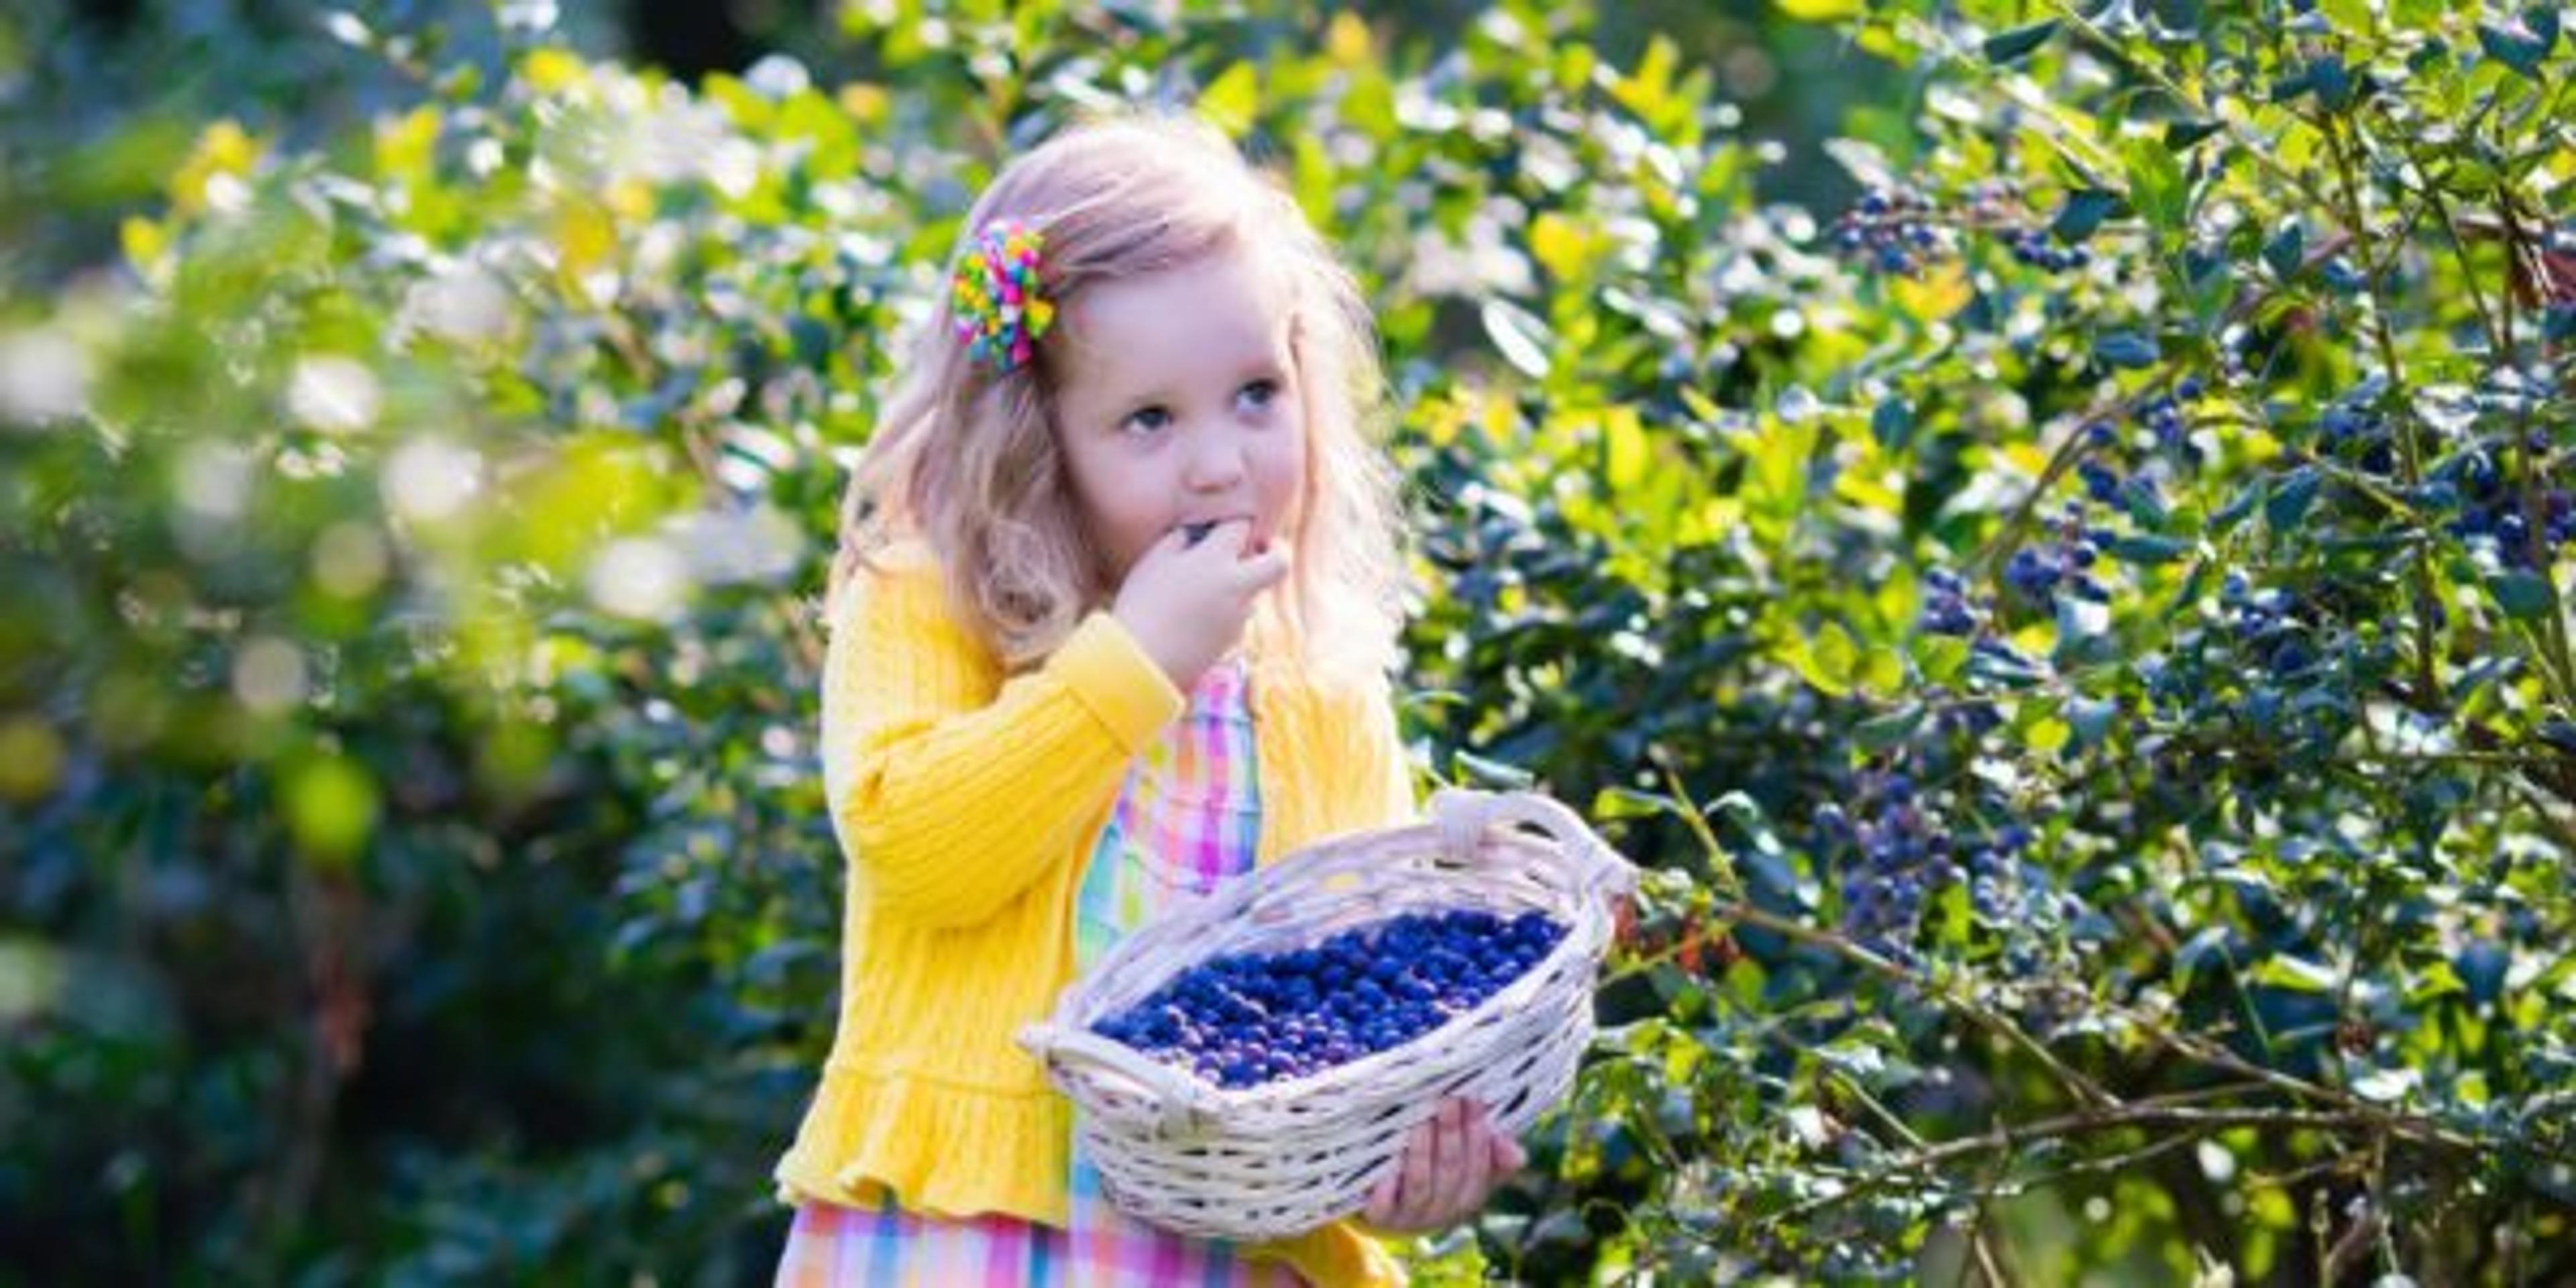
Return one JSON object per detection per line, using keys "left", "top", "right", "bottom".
{"left": 1247, "top": 544, "right": 1291, "bottom": 586}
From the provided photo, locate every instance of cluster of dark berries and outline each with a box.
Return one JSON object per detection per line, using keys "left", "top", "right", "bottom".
{"left": 1816, "top": 769, "right": 2085, "bottom": 961}
{"left": 2003, "top": 504, "right": 2112, "bottom": 604}
{"left": 1815, "top": 781, "right": 1929, "bottom": 956}
{"left": 2082, "top": 379, "right": 2205, "bottom": 466}
{"left": 1962, "top": 824, "right": 2035, "bottom": 921}
{"left": 1919, "top": 566, "right": 1986, "bottom": 637}
{"left": 1924, "top": 686, "right": 2005, "bottom": 739}
{"left": 1090, "top": 910, "right": 1567, "bottom": 1089}
{"left": 2317, "top": 400, "right": 2397, "bottom": 474}
{"left": 2220, "top": 572, "right": 2318, "bottom": 677}
{"left": 1832, "top": 187, "right": 1955, "bottom": 276}
{"left": 2075, "top": 458, "right": 2174, "bottom": 520}
{"left": 1815, "top": 773, "right": 1958, "bottom": 957}
{"left": 2434, "top": 449, "right": 2576, "bottom": 569}
{"left": 2006, "top": 226, "right": 2091, "bottom": 272}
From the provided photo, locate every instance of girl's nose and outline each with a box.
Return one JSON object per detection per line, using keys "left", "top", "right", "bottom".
{"left": 1183, "top": 429, "right": 1248, "bottom": 490}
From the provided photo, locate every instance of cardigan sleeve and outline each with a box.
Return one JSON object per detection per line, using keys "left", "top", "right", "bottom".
{"left": 819, "top": 553, "right": 1185, "bottom": 928}
{"left": 1351, "top": 672, "right": 1421, "bottom": 830}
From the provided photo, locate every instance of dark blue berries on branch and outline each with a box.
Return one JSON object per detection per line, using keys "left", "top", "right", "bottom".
{"left": 1831, "top": 182, "right": 2099, "bottom": 277}
{"left": 1833, "top": 186, "right": 1957, "bottom": 276}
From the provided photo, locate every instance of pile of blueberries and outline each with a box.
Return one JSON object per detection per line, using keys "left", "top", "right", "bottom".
{"left": 1089, "top": 909, "right": 1568, "bottom": 1090}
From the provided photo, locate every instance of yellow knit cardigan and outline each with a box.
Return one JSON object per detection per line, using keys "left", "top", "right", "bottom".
{"left": 773, "top": 541, "right": 1416, "bottom": 1286}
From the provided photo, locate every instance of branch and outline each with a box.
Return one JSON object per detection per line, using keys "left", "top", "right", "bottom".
{"left": 1715, "top": 897, "right": 2118, "bottom": 1111}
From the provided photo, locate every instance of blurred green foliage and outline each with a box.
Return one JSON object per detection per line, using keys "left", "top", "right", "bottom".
{"left": 3, "top": 0, "right": 2573, "bottom": 1283}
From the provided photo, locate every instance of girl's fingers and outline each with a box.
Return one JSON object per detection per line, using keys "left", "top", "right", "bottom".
{"left": 1398, "top": 1108, "right": 1437, "bottom": 1224}
{"left": 1364, "top": 1162, "right": 1400, "bottom": 1224}
{"left": 1236, "top": 543, "right": 1291, "bottom": 591}
{"left": 1411, "top": 1103, "right": 1450, "bottom": 1225}
{"left": 1469, "top": 1099, "right": 1522, "bottom": 1175}
{"left": 1467, "top": 1102, "right": 1499, "bottom": 1215}
{"left": 1431, "top": 1099, "right": 1476, "bottom": 1222}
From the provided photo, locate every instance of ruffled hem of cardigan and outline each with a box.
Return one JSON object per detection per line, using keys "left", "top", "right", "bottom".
{"left": 771, "top": 1066, "right": 1071, "bottom": 1225}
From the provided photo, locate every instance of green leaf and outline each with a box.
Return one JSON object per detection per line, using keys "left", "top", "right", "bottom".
{"left": 2066, "top": 695, "right": 2120, "bottom": 751}
{"left": 2490, "top": 570, "right": 2556, "bottom": 619}
{"left": 2407, "top": 959, "right": 2467, "bottom": 1004}
{"left": 1591, "top": 786, "right": 1679, "bottom": 820}
{"left": 2051, "top": 189, "right": 2121, "bottom": 242}
{"left": 1479, "top": 298, "right": 1554, "bottom": 380}
{"left": 2163, "top": 118, "right": 2223, "bottom": 150}
{"left": 2311, "top": 56, "right": 2355, "bottom": 111}
{"left": 2173, "top": 927, "right": 2232, "bottom": 996}
{"left": 1914, "top": 634, "right": 1971, "bottom": 686}
{"left": 2263, "top": 218, "right": 2307, "bottom": 279}
{"left": 1197, "top": 60, "right": 1261, "bottom": 136}
{"left": 2477, "top": 19, "right": 2553, "bottom": 78}
{"left": 2122, "top": 137, "right": 2188, "bottom": 235}
{"left": 1453, "top": 750, "right": 1536, "bottom": 791}
{"left": 2055, "top": 594, "right": 2114, "bottom": 666}
{"left": 1854, "top": 704, "right": 1925, "bottom": 753}
{"left": 2251, "top": 954, "right": 2338, "bottom": 992}
{"left": 1605, "top": 408, "right": 1649, "bottom": 493}
{"left": 2267, "top": 467, "right": 2321, "bottom": 531}
{"left": 1861, "top": 645, "right": 1904, "bottom": 695}
{"left": 1814, "top": 622, "right": 1857, "bottom": 682}
{"left": 1784, "top": 622, "right": 1858, "bottom": 697}
{"left": 2094, "top": 330, "right": 2160, "bottom": 368}
{"left": 2106, "top": 533, "right": 2194, "bottom": 564}
{"left": 2213, "top": 477, "right": 2265, "bottom": 534}
{"left": 1872, "top": 396, "right": 1914, "bottom": 451}
{"left": 1983, "top": 19, "right": 2061, "bottom": 64}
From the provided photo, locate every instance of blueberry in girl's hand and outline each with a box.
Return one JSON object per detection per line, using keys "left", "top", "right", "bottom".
{"left": 1182, "top": 521, "right": 1218, "bottom": 547}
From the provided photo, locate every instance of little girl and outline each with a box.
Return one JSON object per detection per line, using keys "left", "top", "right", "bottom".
{"left": 770, "top": 113, "right": 1525, "bottom": 1287}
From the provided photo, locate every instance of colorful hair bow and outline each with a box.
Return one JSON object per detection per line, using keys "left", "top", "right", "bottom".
{"left": 950, "top": 219, "right": 1055, "bottom": 374}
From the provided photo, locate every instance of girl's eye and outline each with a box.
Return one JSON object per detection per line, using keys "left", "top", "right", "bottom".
{"left": 1122, "top": 406, "right": 1172, "bottom": 434}
{"left": 1237, "top": 379, "right": 1281, "bottom": 411}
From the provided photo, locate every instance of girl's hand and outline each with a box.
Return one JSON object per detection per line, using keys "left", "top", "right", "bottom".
{"left": 1111, "top": 519, "right": 1289, "bottom": 688}
{"left": 1361, "top": 1097, "right": 1527, "bottom": 1235}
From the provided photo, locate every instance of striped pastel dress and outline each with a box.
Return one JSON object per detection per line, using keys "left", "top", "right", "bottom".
{"left": 776, "top": 657, "right": 1303, "bottom": 1287}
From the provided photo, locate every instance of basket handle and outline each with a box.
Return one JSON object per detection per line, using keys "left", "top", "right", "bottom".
{"left": 1428, "top": 788, "right": 1638, "bottom": 902}
{"left": 1016, "top": 1021, "right": 1218, "bottom": 1134}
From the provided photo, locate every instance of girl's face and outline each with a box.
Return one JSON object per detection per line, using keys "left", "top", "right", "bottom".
{"left": 1049, "top": 244, "right": 1307, "bottom": 586}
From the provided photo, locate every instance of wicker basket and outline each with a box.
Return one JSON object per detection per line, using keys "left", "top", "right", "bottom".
{"left": 1016, "top": 788, "right": 1636, "bottom": 1242}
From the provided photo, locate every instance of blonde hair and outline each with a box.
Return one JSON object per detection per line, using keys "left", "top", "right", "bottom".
{"left": 828, "top": 110, "right": 1409, "bottom": 686}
